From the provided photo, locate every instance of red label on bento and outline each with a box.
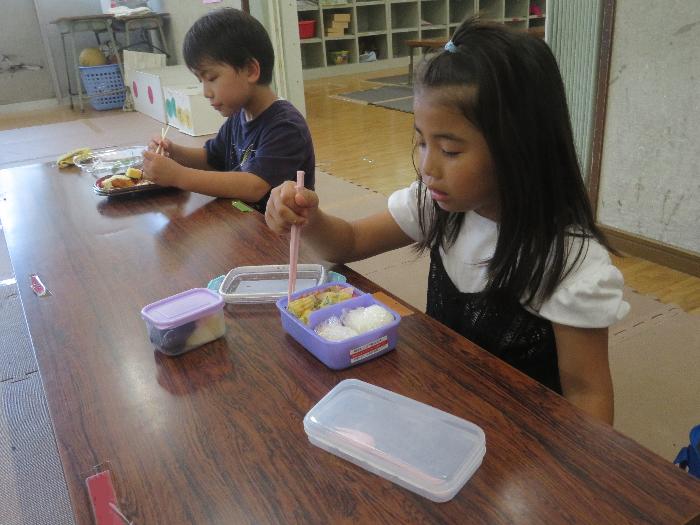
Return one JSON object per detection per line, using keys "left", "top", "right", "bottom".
{"left": 350, "top": 336, "right": 388, "bottom": 363}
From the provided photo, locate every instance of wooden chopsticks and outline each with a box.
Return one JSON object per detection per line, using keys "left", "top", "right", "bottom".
{"left": 155, "top": 124, "right": 170, "bottom": 155}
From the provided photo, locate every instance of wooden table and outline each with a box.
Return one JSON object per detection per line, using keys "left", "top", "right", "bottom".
{"left": 2, "top": 162, "right": 700, "bottom": 524}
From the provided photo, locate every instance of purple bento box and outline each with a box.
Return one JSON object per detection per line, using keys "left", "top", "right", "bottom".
{"left": 276, "top": 283, "right": 401, "bottom": 370}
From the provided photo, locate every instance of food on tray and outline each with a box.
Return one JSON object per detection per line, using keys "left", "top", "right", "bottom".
{"left": 287, "top": 285, "right": 354, "bottom": 324}
{"left": 100, "top": 175, "right": 135, "bottom": 190}
{"left": 96, "top": 173, "right": 155, "bottom": 193}
{"left": 57, "top": 147, "right": 91, "bottom": 168}
{"left": 125, "top": 167, "right": 143, "bottom": 179}
{"left": 314, "top": 305, "right": 394, "bottom": 342}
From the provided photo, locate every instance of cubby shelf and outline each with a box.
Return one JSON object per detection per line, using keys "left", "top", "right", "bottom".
{"left": 297, "top": 0, "right": 546, "bottom": 78}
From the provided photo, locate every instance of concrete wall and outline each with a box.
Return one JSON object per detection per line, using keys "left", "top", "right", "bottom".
{"left": 0, "top": 0, "right": 55, "bottom": 105}
{"left": 157, "top": 0, "right": 241, "bottom": 66}
{"left": 598, "top": 0, "right": 700, "bottom": 253}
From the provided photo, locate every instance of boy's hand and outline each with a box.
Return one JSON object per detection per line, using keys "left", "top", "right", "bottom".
{"left": 142, "top": 150, "right": 180, "bottom": 187}
{"left": 265, "top": 180, "right": 319, "bottom": 234}
{"left": 148, "top": 135, "right": 173, "bottom": 157}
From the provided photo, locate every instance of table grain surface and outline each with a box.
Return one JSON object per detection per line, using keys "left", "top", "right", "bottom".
{"left": 1, "top": 163, "right": 699, "bottom": 525}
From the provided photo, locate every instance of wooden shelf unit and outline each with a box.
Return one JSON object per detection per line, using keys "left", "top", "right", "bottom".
{"left": 297, "top": 0, "right": 546, "bottom": 78}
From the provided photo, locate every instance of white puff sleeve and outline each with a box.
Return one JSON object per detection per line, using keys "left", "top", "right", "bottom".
{"left": 387, "top": 181, "right": 424, "bottom": 241}
{"left": 537, "top": 239, "right": 630, "bottom": 328}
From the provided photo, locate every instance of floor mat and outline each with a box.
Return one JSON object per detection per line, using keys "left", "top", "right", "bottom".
{"left": 371, "top": 97, "right": 414, "bottom": 113}
{"left": 0, "top": 231, "right": 75, "bottom": 525}
{"left": 335, "top": 85, "right": 413, "bottom": 104}
{"left": 365, "top": 74, "right": 409, "bottom": 86}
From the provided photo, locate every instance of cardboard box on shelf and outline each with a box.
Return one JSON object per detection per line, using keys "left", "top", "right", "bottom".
{"left": 130, "top": 65, "right": 196, "bottom": 123}
{"left": 333, "top": 13, "right": 351, "bottom": 22}
{"left": 327, "top": 21, "right": 349, "bottom": 36}
{"left": 163, "top": 85, "right": 226, "bottom": 136}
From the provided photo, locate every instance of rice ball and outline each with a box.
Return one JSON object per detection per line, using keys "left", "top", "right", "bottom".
{"left": 315, "top": 316, "right": 359, "bottom": 341}
{"left": 342, "top": 305, "right": 394, "bottom": 334}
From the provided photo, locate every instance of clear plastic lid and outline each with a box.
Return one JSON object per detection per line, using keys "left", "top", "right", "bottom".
{"left": 304, "top": 379, "right": 486, "bottom": 502}
{"left": 218, "top": 264, "right": 327, "bottom": 304}
{"left": 141, "top": 288, "right": 224, "bottom": 329}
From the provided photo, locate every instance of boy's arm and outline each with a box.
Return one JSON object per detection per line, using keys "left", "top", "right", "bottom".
{"left": 142, "top": 151, "right": 270, "bottom": 200}
{"left": 173, "top": 166, "right": 270, "bottom": 200}
{"left": 554, "top": 324, "right": 614, "bottom": 424}
{"left": 168, "top": 143, "right": 212, "bottom": 171}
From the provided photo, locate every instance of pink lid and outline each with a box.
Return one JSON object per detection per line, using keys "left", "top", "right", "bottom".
{"left": 141, "top": 288, "right": 224, "bottom": 329}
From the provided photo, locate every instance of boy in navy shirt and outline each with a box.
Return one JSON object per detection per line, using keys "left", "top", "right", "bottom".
{"left": 142, "top": 8, "right": 315, "bottom": 212}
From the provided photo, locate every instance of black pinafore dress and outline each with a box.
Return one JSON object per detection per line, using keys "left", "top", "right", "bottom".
{"left": 426, "top": 246, "right": 562, "bottom": 393}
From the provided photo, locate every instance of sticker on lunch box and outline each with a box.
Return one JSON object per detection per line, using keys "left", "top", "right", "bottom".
{"left": 350, "top": 336, "right": 389, "bottom": 363}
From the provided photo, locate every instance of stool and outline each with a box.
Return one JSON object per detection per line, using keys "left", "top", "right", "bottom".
{"left": 405, "top": 39, "right": 447, "bottom": 85}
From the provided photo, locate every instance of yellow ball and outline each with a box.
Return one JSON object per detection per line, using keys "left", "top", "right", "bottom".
{"left": 79, "top": 48, "right": 107, "bottom": 67}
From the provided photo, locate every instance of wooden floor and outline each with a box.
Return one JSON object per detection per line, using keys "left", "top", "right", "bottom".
{"left": 1, "top": 68, "right": 699, "bottom": 314}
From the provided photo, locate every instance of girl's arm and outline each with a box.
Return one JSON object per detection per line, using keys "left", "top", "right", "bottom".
{"left": 142, "top": 151, "right": 270, "bottom": 200}
{"left": 265, "top": 181, "right": 414, "bottom": 263}
{"left": 553, "top": 324, "right": 614, "bottom": 424}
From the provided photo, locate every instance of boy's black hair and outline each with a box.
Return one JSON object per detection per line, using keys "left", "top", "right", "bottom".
{"left": 183, "top": 8, "right": 274, "bottom": 85}
{"left": 414, "top": 18, "right": 613, "bottom": 305}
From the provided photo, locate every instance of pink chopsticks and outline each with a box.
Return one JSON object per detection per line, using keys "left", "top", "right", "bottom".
{"left": 288, "top": 170, "right": 305, "bottom": 301}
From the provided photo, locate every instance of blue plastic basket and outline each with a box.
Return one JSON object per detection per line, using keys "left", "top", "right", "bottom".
{"left": 79, "top": 64, "right": 125, "bottom": 110}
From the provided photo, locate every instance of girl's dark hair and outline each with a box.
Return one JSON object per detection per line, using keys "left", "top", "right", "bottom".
{"left": 183, "top": 8, "right": 275, "bottom": 85}
{"left": 414, "top": 18, "right": 613, "bottom": 304}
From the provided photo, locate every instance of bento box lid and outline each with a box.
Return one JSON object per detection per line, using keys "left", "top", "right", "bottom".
{"left": 141, "top": 288, "right": 224, "bottom": 329}
{"left": 304, "top": 379, "right": 486, "bottom": 502}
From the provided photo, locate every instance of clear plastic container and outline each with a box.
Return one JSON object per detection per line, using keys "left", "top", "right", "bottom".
{"left": 140, "top": 288, "right": 225, "bottom": 356}
{"left": 304, "top": 379, "right": 486, "bottom": 502}
{"left": 276, "top": 283, "right": 400, "bottom": 369}
{"left": 218, "top": 264, "right": 327, "bottom": 304}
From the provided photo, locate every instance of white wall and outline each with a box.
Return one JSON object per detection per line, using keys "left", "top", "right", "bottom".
{"left": 0, "top": 0, "right": 56, "bottom": 104}
{"left": 598, "top": 0, "right": 700, "bottom": 253}
{"left": 33, "top": 0, "right": 103, "bottom": 102}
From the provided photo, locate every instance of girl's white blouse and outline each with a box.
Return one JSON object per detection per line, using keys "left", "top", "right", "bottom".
{"left": 388, "top": 182, "right": 630, "bottom": 328}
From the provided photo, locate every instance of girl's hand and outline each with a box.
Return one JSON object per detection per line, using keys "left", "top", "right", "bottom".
{"left": 148, "top": 135, "right": 173, "bottom": 157}
{"left": 142, "top": 150, "right": 180, "bottom": 187}
{"left": 265, "top": 180, "right": 319, "bottom": 234}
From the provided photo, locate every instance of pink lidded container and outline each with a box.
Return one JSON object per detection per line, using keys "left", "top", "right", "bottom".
{"left": 141, "top": 288, "right": 225, "bottom": 356}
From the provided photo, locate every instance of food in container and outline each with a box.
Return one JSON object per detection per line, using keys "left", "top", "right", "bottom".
{"left": 276, "top": 283, "right": 401, "bottom": 369}
{"left": 287, "top": 284, "right": 354, "bottom": 324}
{"left": 314, "top": 304, "right": 395, "bottom": 342}
{"left": 141, "top": 288, "right": 225, "bottom": 356}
